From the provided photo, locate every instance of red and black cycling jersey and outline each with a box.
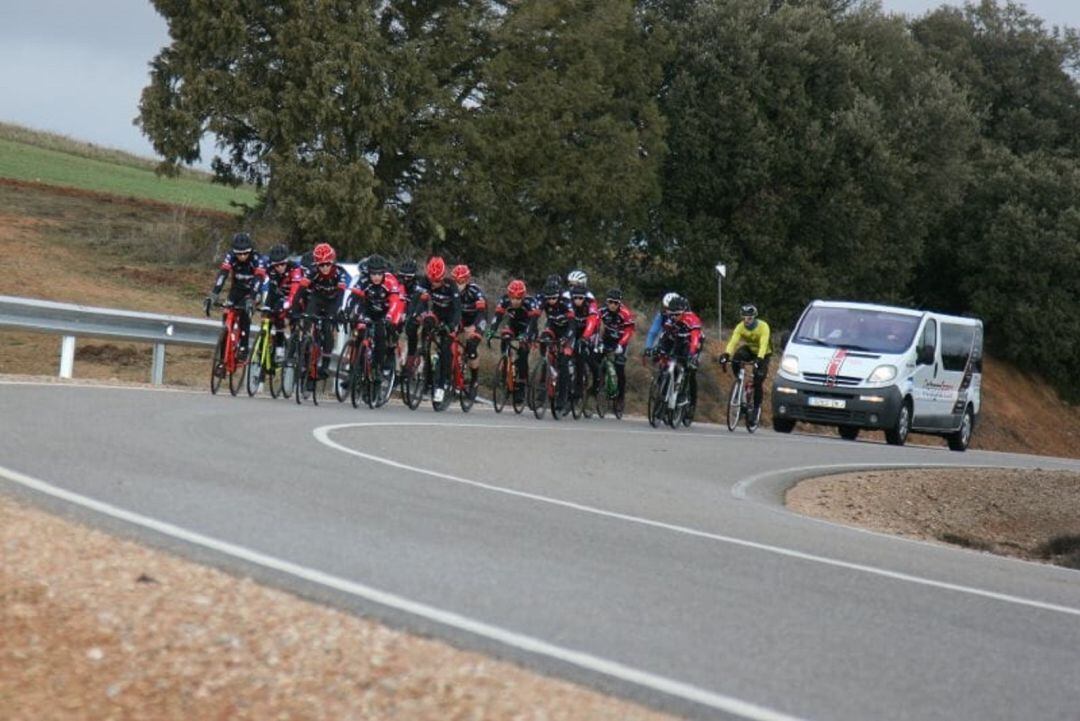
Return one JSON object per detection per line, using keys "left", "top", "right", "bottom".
{"left": 412, "top": 278, "right": 462, "bottom": 327}
{"left": 266, "top": 260, "right": 301, "bottom": 297}
{"left": 569, "top": 295, "right": 600, "bottom": 340}
{"left": 287, "top": 264, "right": 351, "bottom": 306}
{"left": 457, "top": 282, "right": 488, "bottom": 329}
{"left": 539, "top": 295, "right": 576, "bottom": 338}
{"left": 662, "top": 311, "right": 703, "bottom": 355}
{"left": 599, "top": 304, "right": 636, "bottom": 347}
{"left": 351, "top": 274, "right": 402, "bottom": 324}
{"left": 491, "top": 295, "right": 541, "bottom": 336}
{"left": 211, "top": 250, "right": 267, "bottom": 296}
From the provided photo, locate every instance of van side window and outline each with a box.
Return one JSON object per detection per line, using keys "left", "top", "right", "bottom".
{"left": 917, "top": 319, "right": 937, "bottom": 361}
{"left": 941, "top": 323, "right": 976, "bottom": 372}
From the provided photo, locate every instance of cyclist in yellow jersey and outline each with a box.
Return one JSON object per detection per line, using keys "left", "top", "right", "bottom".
{"left": 718, "top": 304, "right": 772, "bottom": 416}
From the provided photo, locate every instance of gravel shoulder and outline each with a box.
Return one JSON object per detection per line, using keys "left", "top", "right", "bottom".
{"left": 0, "top": 494, "right": 671, "bottom": 721}
{"left": 786, "top": 467, "right": 1080, "bottom": 568}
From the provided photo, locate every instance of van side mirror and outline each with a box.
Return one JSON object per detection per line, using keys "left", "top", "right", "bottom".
{"left": 917, "top": 345, "right": 935, "bottom": 365}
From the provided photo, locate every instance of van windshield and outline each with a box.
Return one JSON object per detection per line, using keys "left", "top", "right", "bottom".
{"left": 793, "top": 307, "right": 921, "bottom": 354}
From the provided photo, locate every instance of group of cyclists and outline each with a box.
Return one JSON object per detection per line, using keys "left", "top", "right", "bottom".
{"left": 204, "top": 232, "right": 774, "bottom": 419}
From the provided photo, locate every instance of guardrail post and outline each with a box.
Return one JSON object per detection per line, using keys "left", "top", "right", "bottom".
{"left": 151, "top": 343, "right": 166, "bottom": 385}
{"left": 59, "top": 335, "right": 76, "bottom": 379}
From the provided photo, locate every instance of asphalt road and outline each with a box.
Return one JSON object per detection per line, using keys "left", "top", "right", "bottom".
{"left": 3, "top": 381, "right": 1079, "bottom": 721}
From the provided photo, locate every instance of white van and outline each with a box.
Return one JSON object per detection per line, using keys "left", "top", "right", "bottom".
{"left": 771, "top": 300, "right": 983, "bottom": 451}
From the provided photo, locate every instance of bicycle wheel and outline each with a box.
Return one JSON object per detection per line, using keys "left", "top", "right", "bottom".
{"left": 613, "top": 393, "right": 624, "bottom": 420}
{"left": 492, "top": 357, "right": 508, "bottom": 413}
{"left": 578, "top": 360, "right": 592, "bottom": 419}
{"left": 681, "top": 378, "right": 696, "bottom": 428}
{"left": 266, "top": 342, "right": 280, "bottom": 399}
{"left": 228, "top": 354, "right": 244, "bottom": 396}
{"left": 726, "top": 375, "right": 742, "bottom": 431}
{"left": 530, "top": 360, "right": 548, "bottom": 419}
{"left": 666, "top": 372, "right": 685, "bottom": 429}
{"left": 210, "top": 330, "right": 226, "bottom": 395}
{"left": 459, "top": 371, "right": 476, "bottom": 413}
{"left": 647, "top": 372, "right": 666, "bottom": 428}
{"left": 335, "top": 339, "right": 357, "bottom": 403}
{"left": 511, "top": 359, "right": 527, "bottom": 415}
{"left": 279, "top": 337, "right": 296, "bottom": 399}
{"left": 569, "top": 359, "right": 584, "bottom": 419}
{"left": 404, "top": 355, "right": 426, "bottom": 410}
{"left": 296, "top": 337, "right": 313, "bottom": 404}
{"left": 375, "top": 357, "right": 395, "bottom": 408}
{"left": 246, "top": 329, "right": 267, "bottom": 397}
{"left": 745, "top": 386, "right": 761, "bottom": 433}
{"left": 311, "top": 346, "right": 323, "bottom": 407}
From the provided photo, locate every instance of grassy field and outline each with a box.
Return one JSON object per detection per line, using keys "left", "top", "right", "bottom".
{"left": 0, "top": 123, "right": 257, "bottom": 213}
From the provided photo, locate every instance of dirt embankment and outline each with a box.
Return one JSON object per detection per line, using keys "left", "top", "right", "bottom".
{"left": 0, "top": 495, "right": 670, "bottom": 721}
{"left": 787, "top": 468, "right": 1080, "bottom": 568}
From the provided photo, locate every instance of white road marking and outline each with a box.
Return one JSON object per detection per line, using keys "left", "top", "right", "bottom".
{"left": 0, "top": 462, "right": 805, "bottom": 721}
{"left": 315, "top": 421, "right": 1080, "bottom": 618}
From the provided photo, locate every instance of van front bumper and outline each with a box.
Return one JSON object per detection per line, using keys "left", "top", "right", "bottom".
{"left": 771, "top": 379, "right": 903, "bottom": 429}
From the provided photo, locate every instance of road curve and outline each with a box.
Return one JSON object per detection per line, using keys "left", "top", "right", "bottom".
{"left": 2, "top": 381, "right": 1079, "bottom": 721}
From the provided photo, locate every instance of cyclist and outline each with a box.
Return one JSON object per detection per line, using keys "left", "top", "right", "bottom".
{"left": 643, "top": 292, "right": 682, "bottom": 355}
{"left": 568, "top": 284, "right": 599, "bottom": 401}
{"left": 347, "top": 254, "right": 402, "bottom": 386}
{"left": 593, "top": 288, "right": 635, "bottom": 403}
{"left": 451, "top": 264, "right": 487, "bottom": 391}
{"left": 262, "top": 244, "right": 302, "bottom": 361}
{"left": 204, "top": 232, "right": 266, "bottom": 360}
{"left": 285, "top": 242, "right": 351, "bottom": 379}
{"left": 565, "top": 269, "right": 596, "bottom": 305}
{"left": 652, "top": 296, "right": 703, "bottom": 412}
{"left": 538, "top": 279, "right": 577, "bottom": 409}
{"left": 487, "top": 280, "right": 540, "bottom": 404}
{"left": 718, "top": 303, "right": 772, "bottom": 418}
{"left": 410, "top": 256, "right": 461, "bottom": 402}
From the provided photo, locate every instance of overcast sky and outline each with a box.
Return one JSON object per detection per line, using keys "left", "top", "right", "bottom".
{"left": 0, "top": 0, "right": 1077, "bottom": 167}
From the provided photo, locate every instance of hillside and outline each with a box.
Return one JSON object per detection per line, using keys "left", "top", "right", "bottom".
{"left": 0, "top": 123, "right": 257, "bottom": 213}
{"left": 0, "top": 177, "right": 1077, "bottom": 458}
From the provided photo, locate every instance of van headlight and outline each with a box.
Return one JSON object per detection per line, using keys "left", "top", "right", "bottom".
{"left": 780, "top": 355, "right": 799, "bottom": 375}
{"left": 868, "top": 365, "right": 897, "bottom": 383}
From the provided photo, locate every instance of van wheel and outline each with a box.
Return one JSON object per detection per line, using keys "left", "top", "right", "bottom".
{"left": 946, "top": 406, "right": 974, "bottom": 452}
{"left": 838, "top": 425, "right": 860, "bottom": 441}
{"left": 885, "top": 400, "right": 911, "bottom": 446}
{"left": 773, "top": 418, "right": 795, "bottom": 434}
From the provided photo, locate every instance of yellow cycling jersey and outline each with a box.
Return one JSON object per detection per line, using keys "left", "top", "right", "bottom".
{"left": 726, "top": 319, "right": 771, "bottom": 359}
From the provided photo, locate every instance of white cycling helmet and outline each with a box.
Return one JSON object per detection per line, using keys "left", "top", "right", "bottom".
{"left": 662, "top": 292, "right": 680, "bottom": 310}
{"left": 567, "top": 269, "right": 588, "bottom": 287}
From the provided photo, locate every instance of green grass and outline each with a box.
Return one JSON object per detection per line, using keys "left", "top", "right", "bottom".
{"left": 0, "top": 132, "right": 257, "bottom": 213}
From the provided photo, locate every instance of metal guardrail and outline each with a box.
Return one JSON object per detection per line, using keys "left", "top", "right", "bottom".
{"left": 0, "top": 295, "right": 224, "bottom": 384}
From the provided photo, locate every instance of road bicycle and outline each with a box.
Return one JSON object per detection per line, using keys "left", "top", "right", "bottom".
{"left": 489, "top": 334, "right": 528, "bottom": 415}
{"left": 594, "top": 348, "right": 624, "bottom": 420}
{"left": 570, "top": 338, "right": 593, "bottom": 419}
{"left": 403, "top": 317, "right": 436, "bottom": 411}
{"left": 334, "top": 313, "right": 363, "bottom": 404}
{"left": 646, "top": 350, "right": 690, "bottom": 429}
{"left": 529, "top": 332, "right": 576, "bottom": 420}
{"left": 348, "top": 317, "right": 397, "bottom": 409}
{"left": 722, "top": 358, "right": 761, "bottom": 432}
{"left": 245, "top": 306, "right": 283, "bottom": 398}
{"left": 206, "top": 299, "right": 249, "bottom": 397}
{"left": 446, "top": 330, "right": 478, "bottom": 413}
{"left": 294, "top": 313, "right": 332, "bottom": 405}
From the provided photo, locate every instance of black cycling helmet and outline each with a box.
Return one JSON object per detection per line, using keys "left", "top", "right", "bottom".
{"left": 545, "top": 273, "right": 563, "bottom": 289}
{"left": 367, "top": 254, "right": 389, "bottom": 274}
{"left": 542, "top": 281, "right": 562, "bottom": 299}
{"left": 740, "top": 303, "right": 758, "bottom": 318}
{"left": 300, "top": 251, "right": 315, "bottom": 269}
{"left": 231, "top": 232, "right": 253, "bottom": 253}
{"left": 268, "top": 244, "right": 289, "bottom": 263}
{"left": 570, "top": 285, "right": 589, "bottom": 299}
{"left": 399, "top": 258, "right": 418, "bottom": 277}
{"left": 669, "top": 296, "right": 689, "bottom": 313}
{"left": 606, "top": 288, "right": 623, "bottom": 302}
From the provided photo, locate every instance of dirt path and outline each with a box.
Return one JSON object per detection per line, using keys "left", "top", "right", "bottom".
{"left": 0, "top": 494, "right": 671, "bottom": 721}
{"left": 786, "top": 468, "right": 1080, "bottom": 568}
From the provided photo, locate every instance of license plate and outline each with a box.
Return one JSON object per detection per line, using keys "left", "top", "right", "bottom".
{"left": 808, "top": 397, "right": 846, "bottom": 409}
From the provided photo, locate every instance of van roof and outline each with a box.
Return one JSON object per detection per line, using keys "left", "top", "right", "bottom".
{"left": 809, "top": 300, "right": 981, "bottom": 325}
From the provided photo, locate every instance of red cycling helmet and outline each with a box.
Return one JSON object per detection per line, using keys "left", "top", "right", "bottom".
{"left": 507, "top": 279, "right": 527, "bottom": 299}
{"left": 426, "top": 256, "right": 446, "bottom": 281}
{"left": 451, "top": 264, "right": 471, "bottom": 284}
{"left": 313, "top": 243, "right": 336, "bottom": 265}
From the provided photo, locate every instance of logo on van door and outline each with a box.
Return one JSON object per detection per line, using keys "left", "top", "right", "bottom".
{"left": 825, "top": 349, "right": 848, "bottom": 387}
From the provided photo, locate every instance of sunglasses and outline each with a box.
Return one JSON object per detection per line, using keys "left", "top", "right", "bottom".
{"left": 317, "top": 262, "right": 332, "bottom": 269}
